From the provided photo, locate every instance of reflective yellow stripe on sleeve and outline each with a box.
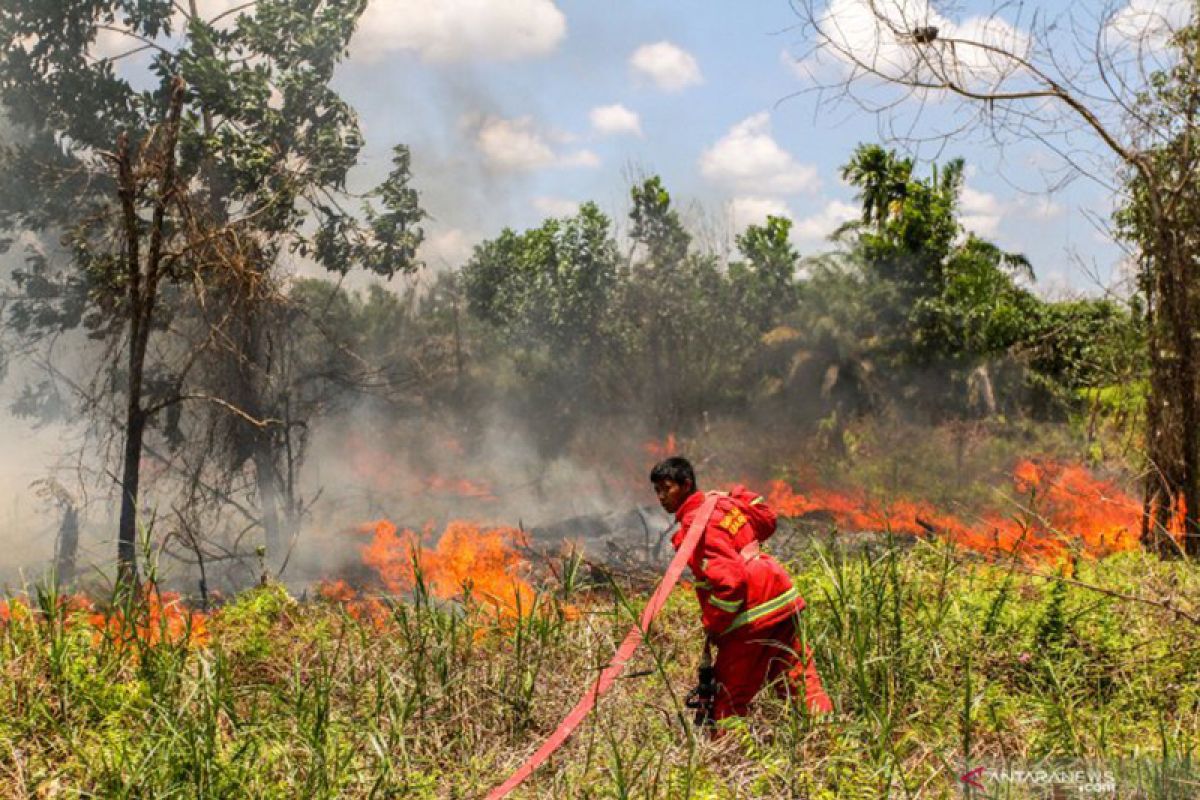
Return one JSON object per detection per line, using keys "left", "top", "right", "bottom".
{"left": 709, "top": 595, "right": 743, "bottom": 613}
{"left": 725, "top": 587, "right": 800, "bottom": 633}
{"left": 693, "top": 580, "right": 711, "bottom": 590}
{"left": 750, "top": 496, "right": 765, "bottom": 506}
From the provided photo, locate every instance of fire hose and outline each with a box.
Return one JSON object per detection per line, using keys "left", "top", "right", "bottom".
{"left": 485, "top": 493, "right": 720, "bottom": 800}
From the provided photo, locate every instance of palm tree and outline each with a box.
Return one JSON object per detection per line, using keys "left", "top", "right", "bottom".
{"left": 841, "top": 144, "right": 913, "bottom": 230}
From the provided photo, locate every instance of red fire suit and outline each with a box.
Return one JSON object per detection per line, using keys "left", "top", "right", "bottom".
{"left": 673, "top": 487, "right": 832, "bottom": 720}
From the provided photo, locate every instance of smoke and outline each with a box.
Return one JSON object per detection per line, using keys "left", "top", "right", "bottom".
{"left": 282, "top": 398, "right": 674, "bottom": 588}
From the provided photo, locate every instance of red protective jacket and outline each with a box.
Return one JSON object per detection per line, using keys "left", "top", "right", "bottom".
{"left": 671, "top": 486, "right": 804, "bottom": 640}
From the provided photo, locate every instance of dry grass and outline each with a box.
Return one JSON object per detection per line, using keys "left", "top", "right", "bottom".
{"left": 1, "top": 537, "right": 1198, "bottom": 798}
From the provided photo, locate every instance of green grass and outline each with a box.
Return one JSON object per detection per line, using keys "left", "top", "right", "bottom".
{"left": 1, "top": 537, "right": 1198, "bottom": 798}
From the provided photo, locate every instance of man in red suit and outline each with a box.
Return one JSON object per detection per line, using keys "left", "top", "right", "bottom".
{"left": 651, "top": 456, "right": 833, "bottom": 722}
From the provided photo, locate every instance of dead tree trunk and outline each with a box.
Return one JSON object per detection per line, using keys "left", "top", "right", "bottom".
{"left": 55, "top": 503, "right": 79, "bottom": 586}
{"left": 113, "top": 77, "right": 186, "bottom": 584}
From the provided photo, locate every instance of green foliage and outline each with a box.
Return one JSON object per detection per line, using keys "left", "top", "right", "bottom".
{"left": 730, "top": 215, "right": 801, "bottom": 330}
{"left": 214, "top": 582, "right": 293, "bottom": 661}
{"left": 462, "top": 201, "right": 621, "bottom": 450}
{"left": 0, "top": 0, "right": 426, "bottom": 573}
{"left": 839, "top": 144, "right": 1035, "bottom": 368}
{"left": 1034, "top": 575, "right": 1070, "bottom": 651}
{"left": 464, "top": 201, "right": 617, "bottom": 353}
{"left": 1, "top": 542, "right": 1197, "bottom": 797}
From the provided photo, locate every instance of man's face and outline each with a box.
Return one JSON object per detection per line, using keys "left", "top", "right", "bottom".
{"left": 653, "top": 478, "right": 691, "bottom": 515}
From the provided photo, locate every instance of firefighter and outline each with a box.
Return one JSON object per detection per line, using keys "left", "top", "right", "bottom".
{"left": 650, "top": 456, "right": 833, "bottom": 723}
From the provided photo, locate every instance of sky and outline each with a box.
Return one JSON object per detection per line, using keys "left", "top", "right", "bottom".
{"left": 72, "top": 0, "right": 1188, "bottom": 293}
{"left": 310, "top": 0, "right": 1172, "bottom": 297}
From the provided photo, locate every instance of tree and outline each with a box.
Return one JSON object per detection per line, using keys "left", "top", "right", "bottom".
{"left": 796, "top": 1, "right": 1200, "bottom": 555}
{"left": 463, "top": 202, "right": 621, "bottom": 453}
{"left": 840, "top": 145, "right": 1035, "bottom": 381}
{"left": 620, "top": 176, "right": 758, "bottom": 430}
{"left": 0, "top": 0, "right": 423, "bottom": 581}
{"left": 730, "top": 215, "right": 802, "bottom": 328}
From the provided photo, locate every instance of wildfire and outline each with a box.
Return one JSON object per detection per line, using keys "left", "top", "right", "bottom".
{"left": 89, "top": 586, "right": 210, "bottom": 649}
{"left": 345, "top": 433, "right": 497, "bottom": 501}
{"left": 643, "top": 433, "right": 678, "bottom": 462}
{"left": 357, "top": 519, "right": 536, "bottom": 619}
{"left": 0, "top": 586, "right": 208, "bottom": 650}
{"left": 768, "top": 459, "right": 1149, "bottom": 563}
{"left": 316, "top": 579, "right": 392, "bottom": 629}
{"left": 421, "top": 476, "right": 497, "bottom": 501}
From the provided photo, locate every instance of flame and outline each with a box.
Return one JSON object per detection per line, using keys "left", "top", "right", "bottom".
{"left": 316, "top": 579, "right": 392, "bottom": 629}
{"left": 0, "top": 588, "right": 206, "bottom": 651}
{"left": 643, "top": 433, "right": 678, "bottom": 462}
{"left": 768, "top": 459, "right": 1154, "bottom": 563}
{"left": 0, "top": 595, "right": 93, "bottom": 629}
{"left": 89, "top": 585, "right": 209, "bottom": 649}
{"left": 1148, "top": 492, "right": 1188, "bottom": 541}
{"left": 358, "top": 519, "right": 536, "bottom": 619}
{"left": 421, "top": 475, "right": 497, "bottom": 501}
{"left": 345, "top": 433, "right": 496, "bottom": 500}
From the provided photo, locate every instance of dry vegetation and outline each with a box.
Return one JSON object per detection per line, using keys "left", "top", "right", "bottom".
{"left": 2, "top": 529, "right": 1197, "bottom": 798}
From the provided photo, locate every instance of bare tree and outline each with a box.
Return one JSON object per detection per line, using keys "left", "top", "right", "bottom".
{"left": 792, "top": 0, "right": 1200, "bottom": 556}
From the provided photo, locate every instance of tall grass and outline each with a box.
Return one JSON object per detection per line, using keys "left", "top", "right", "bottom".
{"left": 0, "top": 535, "right": 1197, "bottom": 797}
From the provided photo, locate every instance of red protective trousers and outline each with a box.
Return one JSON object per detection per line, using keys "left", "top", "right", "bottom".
{"left": 712, "top": 612, "right": 833, "bottom": 720}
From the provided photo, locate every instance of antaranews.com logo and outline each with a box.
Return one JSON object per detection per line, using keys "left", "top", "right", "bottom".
{"left": 956, "top": 758, "right": 1196, "bottom": 798}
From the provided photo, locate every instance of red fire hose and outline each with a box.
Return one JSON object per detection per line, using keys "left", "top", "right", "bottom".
{"left": 485, "top": 493, "right": 720, "bottom": 800}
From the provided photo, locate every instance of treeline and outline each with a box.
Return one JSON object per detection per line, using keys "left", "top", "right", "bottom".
{"left": 0, "top": 3, "right": 1157, "bottom": 586}
{"left": 299, "top": 144, "right": 1142, "bottom": 459}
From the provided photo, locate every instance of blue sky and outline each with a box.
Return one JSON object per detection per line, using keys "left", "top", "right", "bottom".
{"left": 81, "top": 0, "right": 1186, "bottom": 293}
{"left": 315, "top": 0, "right": 1163, "bottom": 297}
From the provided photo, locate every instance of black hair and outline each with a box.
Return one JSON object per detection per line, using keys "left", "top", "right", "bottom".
{"left": 649, "top": 456, "right": 697, "bottom": 490}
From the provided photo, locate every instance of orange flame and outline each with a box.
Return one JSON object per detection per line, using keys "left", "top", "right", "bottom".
{"left": 1, "top": 588, "right": 206, "bottom": 651}
{"left": 358, "top": 519, "right": 536, "bottom": 619}
{"left": 316, "top": 579, "right": 392, "bottom": 629}
{"left": 768, "top": 459, "right": 1151, "bottom": 563}
{"left": 421, "top": 475, "right": 497, "bottom": 501}
{"left": 345, "top": 433, "right": 496, "bottom": 501}
{"left": 643, "top": 433, "right": 678, "bottom": 462}
{"left": 89, "top": 585, "right": 209, "bottom": 649}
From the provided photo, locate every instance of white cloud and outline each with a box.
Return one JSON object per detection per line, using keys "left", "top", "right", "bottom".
{"left": 1025, "top": 197, "right": 1064, "bottom": 220}
{"left": 630, "top": 41, "right": 703, "bottom": 91}
{"left": 961, "top": 185, "right": 1067, "bottom": 234}
{"left": 474, "top": 116, "right": 599, "bottom": 172}
{"left": 191, "top": 0, "right": 250, "bottom": 26}
{"left": 959, "top": 214, "right": 1000, "bottom": 237}
{"left": 590, "top": 104, "right": 643, "bottom": 137}
{"left": 958, "top": 185, "right": 1002, "bottom": 235}
{"left": 1107, "top": 0, "right": 1190, "bottom": 52}
{"left": 816, "top": 0, "right": 1030, "bottom": 91}
{"left": 700, "top": 113, "right": 820, "bottom": 194}
{"left": 477, "top": 116, "right": 555, "bottom": 171}
{"left": 729, "top": 196, "right": 794, "bottom": 232}
{"left": 533, "top": 196, "right": 580, "bottom": 217}
{"left": 89, "top": 25, "right": 134, "bottom": 60}
{"left": 792, "top": 200, "right": 860, "bottom": 242}
{"left": 355, "top": 0, "right": 566, "bottom": 64}
{"left": 559, "top": 149, "right": 601, "bottom": 168}
{"left": 960, "top": 185, "right": 1001, "bottom": 213}
{"left": 422, "top": 228, "right": 477, "bottom": 266}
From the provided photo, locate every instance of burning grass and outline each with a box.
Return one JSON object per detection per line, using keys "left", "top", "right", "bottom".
{"left": 1, "top": 532, "right": 1197, "bottom": 798}
{"left": 768, "top": 459, "right": 1166, "bottom": 564}
{"left": 315, "top": 519, "right": 542, "bottom": 632}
